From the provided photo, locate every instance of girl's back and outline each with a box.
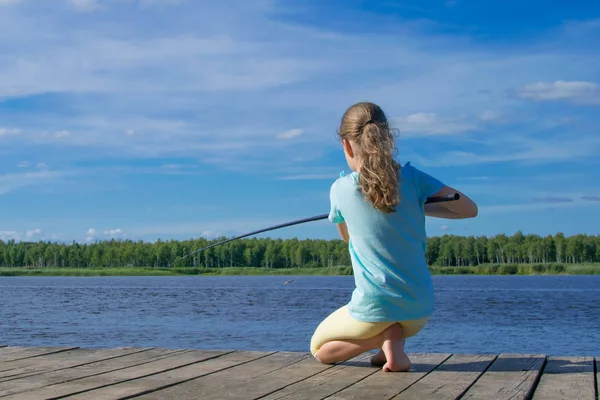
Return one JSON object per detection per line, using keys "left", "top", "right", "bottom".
{"left": 329, "top": 162, "right": 444, "bottom": 323}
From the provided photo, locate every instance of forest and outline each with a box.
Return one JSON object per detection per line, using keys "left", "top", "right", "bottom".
{"left": 0, "top": 231, "right": 598, "bottom": 270}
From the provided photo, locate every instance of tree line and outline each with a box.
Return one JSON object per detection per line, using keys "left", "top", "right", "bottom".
{"left": 0, "top": 231, "right": 598, "bottom": 269}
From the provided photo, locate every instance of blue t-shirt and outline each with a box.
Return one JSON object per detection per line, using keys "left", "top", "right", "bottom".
{"left": 328, "top": 162, "right": 445, "bottom": 323}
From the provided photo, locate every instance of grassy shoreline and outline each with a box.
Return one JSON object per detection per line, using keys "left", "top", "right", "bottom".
{"left": 0, "top": 263, "right": 598, "bottom": 277}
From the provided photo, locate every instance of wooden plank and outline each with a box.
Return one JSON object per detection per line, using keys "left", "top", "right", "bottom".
{"left": 0, "top": 346, "right": 79, "bottom": 362}
{"left": 323, "top": 353, "right": 452, "bottom": 399}
{"left": 0, "top": 348, "right": 190, "bottom": 398}
{"left": 1, "top": 349, "right": 233, "bottom": 400}
{"left": 0, "top": 347, "right": 151, "bottom": 381}
{"left": 0, "top": 347, "right": 147, "bottom": 375}
{"left": 0, "top": 346, "right": 53, "bottom": 356}
{"left": 65, "top": 351, "right": 277, "bottom": 400}
{"left": 260, "top": 353, "right": 377, "bottom": 400}
{"left": 532, "top": 356, "right": 595, "bottom": 399}
{"left": 596, "top": 357, "right": 599, "bottom": 400}
{"left": 190, "top": 353, "right": 334, "bottom": 399}
{"left": 134, "top": 351, "right": 311, "bottom": 399}
{"left": 391, "top": 354, "right": 497, "bottom": 399}
{"left": 0, "top": 346, "right": 28, "bottom": 355}
{"left": 460, "top": 353, "right": 546, "bottom": 400}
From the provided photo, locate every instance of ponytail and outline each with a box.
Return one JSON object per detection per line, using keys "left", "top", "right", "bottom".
{"left": 358, "top": 121, "right": 401, "bottom": 213}
{"left": 338, "top": 102, "right": 401, "bottom": 213}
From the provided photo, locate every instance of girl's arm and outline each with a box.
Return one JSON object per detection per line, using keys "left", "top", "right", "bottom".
{"left": 337, "top": 222, "right": 350, "bottom": 243}
{"left": 425, "top": 185, "right": 478, "bottom": 219}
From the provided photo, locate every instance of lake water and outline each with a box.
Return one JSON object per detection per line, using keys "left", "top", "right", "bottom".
{"left": 0, "top": 275, "right": 598, "bottom": 356}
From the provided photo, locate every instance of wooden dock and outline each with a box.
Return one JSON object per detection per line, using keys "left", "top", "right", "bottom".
{"left": 0, "top": 345, "right": 596, "bottom": 399}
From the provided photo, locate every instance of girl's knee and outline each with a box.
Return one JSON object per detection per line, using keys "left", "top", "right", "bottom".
{"left": 314, "top": 351, "right": 334, "bottom": 365}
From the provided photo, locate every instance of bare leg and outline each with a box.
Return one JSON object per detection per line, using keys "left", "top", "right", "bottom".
{"left": 315, "top": 322, "right": 411, "bottom": 372}
{"left": 370, "top": 349, "right": 386, "bottom": 367}
{"left": 314, "top": 333, "right": 384, "bottom": 365}
{"left": 381, "top": 323, "right": 411, "bottom": 372}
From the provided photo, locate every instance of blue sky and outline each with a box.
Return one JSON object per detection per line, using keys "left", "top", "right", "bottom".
{"left": 1, "top": 0, "right": 599, "bottom": 244}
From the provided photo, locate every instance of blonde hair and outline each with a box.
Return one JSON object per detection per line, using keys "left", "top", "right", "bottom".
{"left": 338, "top": 102, "right": 401, "bottom": 213}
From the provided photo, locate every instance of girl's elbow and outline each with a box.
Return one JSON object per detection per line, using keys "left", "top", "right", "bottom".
{"left": 463, "top": 204, "right": 478, "bottom": 218}
{"left": 456, "top": 195, "right": 478, "bottom": 218}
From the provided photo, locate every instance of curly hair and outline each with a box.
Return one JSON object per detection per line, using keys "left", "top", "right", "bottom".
{"left": 338, "top": 102, "right": 401, "bottom": 213}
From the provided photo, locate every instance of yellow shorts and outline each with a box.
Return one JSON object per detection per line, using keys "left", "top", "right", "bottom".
{"left": 309, "top": 305, "right": 430, "bottom": 357}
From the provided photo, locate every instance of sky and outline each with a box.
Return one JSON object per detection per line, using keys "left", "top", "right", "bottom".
{"left": 1, "top": 0, "right": 599, "bottom": 244}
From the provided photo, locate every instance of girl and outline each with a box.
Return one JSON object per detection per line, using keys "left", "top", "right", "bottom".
{"left": 310, "top": 102, "right": 478, "bottom": 372}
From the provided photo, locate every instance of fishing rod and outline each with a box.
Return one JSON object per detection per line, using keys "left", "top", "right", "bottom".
{"left": 175, "top": 192, "right": 460, "bottom": 263}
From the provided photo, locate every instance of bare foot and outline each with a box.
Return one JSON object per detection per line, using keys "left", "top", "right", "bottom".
{"left": 370, "top": 350, "right": 386, "bottom": 367}
{"left": 381, "top": 323, "right": 411, "bottom": 372}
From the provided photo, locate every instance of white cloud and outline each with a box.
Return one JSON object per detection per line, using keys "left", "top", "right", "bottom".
{"left": 394, "top": 113, "right": 477, "bottom": 136}
{"left": 480, "top": 110, "right": 501, "bottom": 121}
{"left": 36, "top": 162, "right": 49, "bottom": 170}
{"left": 413, "top": 133, "right": 600, "bottom": 167}
{"left": 85, "top": 228, "right": 97, "bottom": 241}
{"left": 104, "top": 228, "right": 123, "bottom": 236}
{"left": 68, "top": 0, "right": 101, "bottom": 12}
{"left": 517, "top": 80, "right": 600, "bottom": 104}
{"left": 0, "top": 2, "right": 598, "bottom": 174}
{"left": 198, "top": 230, "right": 224, "bottom": 240}
{"left": 26, "top": 228, "right": 42, "bottom": 239}
{"left": 276, "top": 173, "right": 337, "bottom": 180}
{"left": 0, "top": 128, "right": 20, "bottom": 136}
{"left": 17, "top": 161, "right": 29, "bottom": 168}
{"left": 54, "top": 130, "right": 71, "bottom": 138}
{"left": 0, "top": 231, "right": 20, "bottom": 241}
{"left": 0, "top": 0, "right": 23, "bottom": 5}
{"left": 276, "top": 128, "right": 303, "bottom": 140}
{"left": 127, "top": 217, "right": 296, "bottom": 239}
{"left": 0, "top": 170, "right": 71, "bottom": 195}
{"left": 0, "top": 228, "right": 43, "bottom": 242}
{"left": 137, "top": 0, "right": 186, "bottom": 7}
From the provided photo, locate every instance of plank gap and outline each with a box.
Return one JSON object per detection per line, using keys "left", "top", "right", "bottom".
{"left": 255, "top": 352, "right": 378, "bottom": 400}
{"left": 0, "top": 348, "right": 191, "bottom": 398}
{"left": 0, "top": 346, "right": 80, "bottom": 363}
{"left": 119, "top": 352, "right": 326, "bottom": 400}
{"left": 322, "top": 353, "right": 452, "bottom": 400}
{"left": 459, "top": 353, "right": 547, "bottom": 400}
{"left": 0, "top": 348, "right": 156, "bottom": 383}
{"left": 533, "top": 356, "right": 595, "bottom": 399}
{"left": 455, "top": 354, "right": 499, "bottom": 400}
{"left": 76, "top": 351, "right": 279, "bottom": 400}
{"left": 388, "top": 352, "right": 454, "bottom": 399}
{"left": 594, "top": 357, "right": 598, "bottom": 400}
{"left": 253, "top": 357, "right": 341, "bottom": 400}
{"left": 526, "top": 355, "right": 547, "bottom": 400}
{"left": 273, "top": 356, "right": 379, "bottom": 400}
{"left": 46, "top": 350, "right": 235, "bottom": 400}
